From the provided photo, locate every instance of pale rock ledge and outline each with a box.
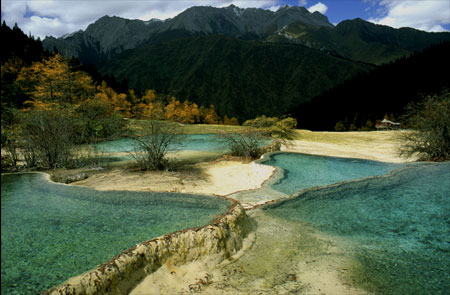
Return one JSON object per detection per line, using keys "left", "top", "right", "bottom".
{"left": 44, "top": 200, "right": 253, "bottom": 295}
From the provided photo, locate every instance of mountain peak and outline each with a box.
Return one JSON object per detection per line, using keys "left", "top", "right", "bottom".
{"left": 94, "top": 15, "right": 124, "bottom": 23}
{"left": 145, "top": 18, "right": 162, "bottom": 24}
{"left": 273, "top": 5, "right": 332, "bottom": 28}
{"left": 278, "top": 4, "right": 290, "bottom": 10}
{"left": 162, "top": 5, "right": 332, "bottom": 36}
{"left": 42, "top": 4, "right": 450, "bottom": 68}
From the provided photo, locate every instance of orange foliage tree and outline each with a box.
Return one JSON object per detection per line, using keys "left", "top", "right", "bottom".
{"left": 17, "top": 54, "right": 95, "bottom": 108}
{"left": 165, "top": 97, "right": 200, "bottom": 124}
{"left": 164, "top": 97, "right": 181, "bottom": 122}
{"left": 95, "top": 81, "right": 131, "bottom": 117}
{"left": 223, "top": 115, "right": 240, "bottom": 126}
{"left": 180, "top": 100, "right": 200, "bottom": 124}
{"left": 134, "top": 89, "right": 165, "bottom": 120}
{"left": 201, "top": 104, "right": 221, "bottom": 124}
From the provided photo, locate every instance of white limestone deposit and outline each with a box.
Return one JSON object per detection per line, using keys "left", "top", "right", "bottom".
{"left": 45, "top": 201, "right": 253, "bottom": 295}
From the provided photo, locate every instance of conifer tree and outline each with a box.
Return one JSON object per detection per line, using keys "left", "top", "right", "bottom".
{"left": 95, "top": 81, "right": 131, "bottom": 117}
{"left": 17, "top": 54, "right": 95, "bottom": 107}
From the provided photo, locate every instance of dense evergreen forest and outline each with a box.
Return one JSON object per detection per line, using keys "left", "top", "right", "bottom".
{"left": 100, "top": 35, "right": 373, "bottom": 121}
{"left": 290, "top": 41, "right": 450, "bottom": 130}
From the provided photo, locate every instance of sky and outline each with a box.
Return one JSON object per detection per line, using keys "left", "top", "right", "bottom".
{"left": 1, "top": 0, "right": 449, "bottom": 39}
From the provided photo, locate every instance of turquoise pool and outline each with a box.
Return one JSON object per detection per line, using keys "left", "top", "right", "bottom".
{"left": 261, "top": 152, "right": 405, "bottom": 195}
{"left": 1, "top": 173, "right": 231, "bottom": 294}
{"left": 94, "top": 134, "right": 228, "bottom": 154}
{"left": 94, "top": 134, "right": 272, "bottom": 164}
{"left": 265, "top": 159, "right": 450, "bottom": 294}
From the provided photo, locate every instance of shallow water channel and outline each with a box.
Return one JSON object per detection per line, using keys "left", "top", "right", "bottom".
{"left": 201, "top": 155, "right": 450, "bottom": 295}
{"left": 2, "top": 150, "right": 449, "bottom": 295}
{"left": 92, "top": 134, "right": 229, "bottom": 163}
{"left": 1, "top": 173, "right": 231, "bottom": 294}
{"left": 92, "top": 134, "right": 271, "bottom": 164}
{"left": 94, "top": 134, "right": 228, "bottom": 154}
{"left": 264, "top": 160, "right": 450, "bottom": 294}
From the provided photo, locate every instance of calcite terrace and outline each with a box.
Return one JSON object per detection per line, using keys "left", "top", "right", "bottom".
{"left": 45, "top": 200, "right": 253, "bottom": 295}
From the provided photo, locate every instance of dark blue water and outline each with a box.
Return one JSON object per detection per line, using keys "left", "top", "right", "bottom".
{"left": 1, "top": 173, "right": 231, "bottom": 295}
{"left": 265, "top": 161, "right": 450, "bottom": 294}
{"left": 262, "top": 153, "right": 404, "bottom": 195}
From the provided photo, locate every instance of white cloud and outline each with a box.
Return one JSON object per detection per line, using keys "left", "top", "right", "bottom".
{"left": 368, "top": 0, "right": 450, "bottom": 32}
{"left": 267, "top": 5, "right": 281, "bottom": 12}
{"left": 0, "top": 0, "right": 278, "bottom": 38}
{"left": 224, "top": 0, "right": 277, "bottom": 9}
{"left": 298, "top": 0, "right": 308, "bottom": 6}
{"left": 307, "top": 2, "right": 328, "bottom": 14}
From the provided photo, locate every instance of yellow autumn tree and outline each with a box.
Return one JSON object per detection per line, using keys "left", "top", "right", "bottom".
{"left": 24, "top": 99, "right": 57, "bottom": 111}
{"left": 164, "top": 97, "right": 200, "bottom": 124}
{"left": 17, "top": 54, "right": 95, "bottom": 107}
{"left": 180, "top": 100, "right": 200, "bottom": 124}
{"left": 95, "top": 81, "right": 131, "bottom": 117}
{"left": 165, "top": 97, "right": 182, "bottom": 122}
{"left": 127, "top": 89, "right": 140, "bottom": 118}
{"left": 127, "top": 89, "right": 140, "bottom": 106}
{"left": 135, "top": 89, "right": 165, "bottom": 119}
{"left": 223, "top": 115, "right": 240, "bottom": 126}
{"left": 201, "top": 104, "right": 221, "bottom": 124}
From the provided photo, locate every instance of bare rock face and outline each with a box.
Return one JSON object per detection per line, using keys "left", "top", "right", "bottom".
{"left": 43, "top": 15, "right": 163, "bottom": 64}
{"left": 160, "top": 5, "right": 332, "bottom": 38}
{"left": 45, "top": 201, "right": 254, "bottom": 295}
{"left": 42, "top": 5, "right": 332, "bottom": 65}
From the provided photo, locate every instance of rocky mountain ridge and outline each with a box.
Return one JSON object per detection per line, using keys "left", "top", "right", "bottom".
{"left": 44, "top": 4, "right": 450, "bottom": 66}
{"left": 269, "top": 17, "right": 450, "bottom": 64}
{"left": 43, "top": 5, "right": 333, "bottom": 64}
{"left": 162, "top": 5, "right": 332, "bottom": 36}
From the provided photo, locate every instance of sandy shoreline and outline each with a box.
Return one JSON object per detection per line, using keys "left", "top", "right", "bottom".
{"left": 71, "top": 158, "right": 276, "bottom": 197}
{"left": 71, "top": 130, "right": 412, "bottom": 197}
{"left": 283, "top": 130, "right": 415, "bottom": 164}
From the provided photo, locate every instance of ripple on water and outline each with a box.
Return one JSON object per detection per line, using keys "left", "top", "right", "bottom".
{"left": 93, "top": 134, "right": 228, "bottom": 154}
{"left": 260, "top": 152, "right": 405, "bottom": 195}
{"left": 265, "top": 162, "right": 450, "bottom": 295}
{"left": 1, "top": 173, "right": 231, "bottom": 294}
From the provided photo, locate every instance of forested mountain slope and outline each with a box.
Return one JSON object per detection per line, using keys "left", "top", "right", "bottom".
{"left": 100, "top": 35, "right": 372, "bottom": 121}
{"left": 290, "top": 42, "right": 450, "bottom": 130}
{"left": 268, "top": 18, "right": 450, "bottom": 64}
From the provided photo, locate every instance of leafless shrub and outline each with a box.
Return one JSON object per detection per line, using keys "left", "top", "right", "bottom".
{"left": 399, "top": 89, "right": 450, "bottom": 161}
{"left": 130, "top": 120, "right": 184, "bottom": 170}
